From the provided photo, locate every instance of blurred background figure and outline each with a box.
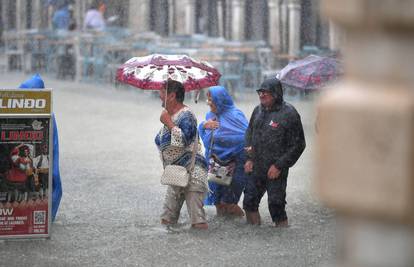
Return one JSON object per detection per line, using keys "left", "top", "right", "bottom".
{"left": 52, "top": 2, "right": 70, "bottom": 31}
{"left": 68, "top": 4, "right": 77, "bottom": 31}
{"left": 83, "top": 0, "right": 106, "bottom": 31}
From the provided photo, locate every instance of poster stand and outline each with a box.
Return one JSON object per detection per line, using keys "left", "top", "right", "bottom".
{"left": 0, "top": 89, "right": 52, "bottom": 239}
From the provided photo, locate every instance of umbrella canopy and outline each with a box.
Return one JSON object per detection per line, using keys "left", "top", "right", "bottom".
{"left": 116, "top": 54, "right": 221, "bottom": 92}
{"left": 277, "top": 54, "right": 343, "bottom": 91}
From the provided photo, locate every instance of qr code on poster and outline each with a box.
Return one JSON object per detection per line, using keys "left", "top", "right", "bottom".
{"left": 34, "top": 211, "right": 46, "bottom": 225}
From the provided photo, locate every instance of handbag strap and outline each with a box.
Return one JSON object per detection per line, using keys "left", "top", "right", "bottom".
{"left": 188, "top": 130, "right": 198, "bottom": 173}
{"left": 208, "top": 129, "right": 215, "bottom": 158}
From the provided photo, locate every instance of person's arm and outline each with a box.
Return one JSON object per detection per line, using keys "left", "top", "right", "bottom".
{"left": 83, "top": 11, "right": 90, "bottom": 30}
{"left": 244, "top": 106, "right": 259, "bottom": 160}
{"left": 273, "top": 112, "right": 306, "bottom": 169}
{"left": 169, "top": 112, "right": 197, "bottom": 148}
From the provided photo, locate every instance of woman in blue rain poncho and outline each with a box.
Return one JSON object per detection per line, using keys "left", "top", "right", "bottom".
{"left": 19, "top": 74, "right": 62, "bottom": 221}
{"left": 198, "top": 86, "right": 248, "bottom": 217}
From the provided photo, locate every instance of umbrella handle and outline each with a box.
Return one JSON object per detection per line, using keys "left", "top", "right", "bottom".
{"left": 195, "top": 91, "right": 200, "bottom": 104}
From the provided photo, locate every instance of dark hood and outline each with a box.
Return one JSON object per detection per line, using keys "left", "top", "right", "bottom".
{"left": 258, "top": 77, "right": 284, "bottom": 105}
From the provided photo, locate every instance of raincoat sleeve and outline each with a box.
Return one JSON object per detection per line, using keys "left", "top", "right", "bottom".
{"left": 273, "top": 112, "right": 306, "bottom": 169}
{"left": 244, "top": 106, "right": 259, "bottom": 160}
{"left": 198, "top": 112, "right": 215, "bottom": 160}
{"left": 52, "top": 114, "right": 62, "bottom": 221}
{"left": 171, "top": 112, "right": 197, "bottom": 147}
{"left": 198, "top": 121, "right": 209, "bottom": 158}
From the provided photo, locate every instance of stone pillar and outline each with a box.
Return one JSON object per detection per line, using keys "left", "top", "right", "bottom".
{"left": 329, "top": 20, "right": 344, "bottom": 52}
{"left": 184, "top": 0, "right": 195, "bottom": 35}
{"left": 1, "top": 1, "right": 7, "bottom": 31}
{"left": 152, "top": 0, "right": 169, "bottom": 36}
{"left": 287, "top": 0, "right": 301, "bottom": 57}
{"left": 0, "top": 2, "right": 2, "bottom": 35}
{"left": 300, "top": 0, "right": 318, "bottom": 46}
{"left": 316, "top": 0, "right": 414, "bottom": 266}
{"left": 31, "top": 0, "right": 42, "bottom": 29}
{"left": 207, "top": 0, "right": 219, "bottom": 37}
{"left": 47, "top": 4, "right": 53, "bottom": 29}
{"left": 248, "top": 0, "right": 267, "bottom": 41}
{"left": 175, "top": 0, "right": 195, "bottom": 35}
{"left": 168, "top": 0, "right": 175, "bottom": 35}
{"left": 280, "top": 0, "right": 288, "bottom": 53}
{"left": 217, "top": 0, "right": 224, "bottom": 37}
{"left": 16, "top": 0, "right": 25, "bottom": 31}
{"left": 224, "top": 0, "right": 232, "bottom": 39}
{"left": 231, "top": 0, "right": 245, "bottom": 41}
{"left": 74, "top": 0, "right": 86, "bottom": 31}
{"left": 129, "top": 0, "right": 150, "bottom": 33}
{"left": 174, "top": 0, "right": 185, "bottom": 34}
{"left": 318, "top": 16, "right": 331, "bottom": 49}
{"left": 268, "top": 0, "right": 281, "bottom": 53}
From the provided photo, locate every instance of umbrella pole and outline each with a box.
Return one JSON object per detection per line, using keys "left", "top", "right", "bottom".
{"left": 195, "top": 91, "right": 200, "bottom": 104}
{"left": 161, "top": 81, "right": 169, "bottom": 138}
{"left": 164, "top": 80, "right": 168, "bottom": 109}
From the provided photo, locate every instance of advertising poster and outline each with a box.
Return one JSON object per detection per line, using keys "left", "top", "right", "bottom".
{"left": 0, "top": 90, "right": 52, "bottom": 238}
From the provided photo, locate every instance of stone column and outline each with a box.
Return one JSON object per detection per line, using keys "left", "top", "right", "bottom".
{"left": 231, "top": 0, "right": 245, "bottom": 41}
{"left": 217, "top": 0, "right": 224, "bottom": 37}
{"left": 207, "top": 0, "right": 219, "bottom": 37}
{"left": 318, "top": 16, "right": 331, "bottom": 49}
{"left": 174, "top": 0, "right": 185, "bottom": 34}
{"left": 1, "top": 1, "right": 7, "bottom": 31}
{"left": 129, "top": 0, "right": 150, "bottom": 33}
{"left": 287, "top": 0, "right": 301, "bottom": 57}
{"left": 31, "top": 0, "right": 42, "bottom": 29}
{"left": 224, "top": 0, "right": 232, "bottom": 39}
{"left": 329, "top": 20, "right": 344, "bottom": 52}
{"left": 175, "top": 0, "right": 195, "bottom": 35}
{"left": 74, "top": 0, "right": 86, "bottom": 30}
{"left": 152, "top": 0, "right": 169, "bottom": 36}
{"left": 185, "top": 0, "right": 195, "bottom": 35}
{"left": 47, "top": 4, "right": 53, "bottom": 29}
{"left": 280, "top": 0, "right": 288, "bottom": 53}
{"left": 300, "top": 0, "right": 318, "bottom": 46}
{"left": 16, "top": 0, "right": 25, "bottom": 31}
{"left": 168, "top": 0, "right": 175, "bottom": 35}
{"left": 249, "top": 0, "right": 267, "bottom": 41}
{"left": 316, "top": 0, "right": 414, "bottom": 266}
{"left": 268, "top": 0, "right": 281, "bottom": 53}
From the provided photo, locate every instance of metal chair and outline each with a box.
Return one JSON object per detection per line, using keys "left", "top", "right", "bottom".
{"left": 4, "top": 31, "right": 24, "bottom": 71}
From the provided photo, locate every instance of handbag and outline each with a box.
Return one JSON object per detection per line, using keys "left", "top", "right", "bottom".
{"left": 161, "top": 165, "right": 189, "bottom": 187}
{"left": 207, "top": 130, "right": 233, "bottom": 186}
{"left": 160, "top": 131, "right": 198, "bottom": 187}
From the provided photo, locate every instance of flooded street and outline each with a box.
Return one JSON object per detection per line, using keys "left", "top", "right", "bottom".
{"left": 0, "top": 72, "right": 335, "bottom": 267}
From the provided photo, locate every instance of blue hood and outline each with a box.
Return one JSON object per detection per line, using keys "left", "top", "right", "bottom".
{"left": 198, "top": 86, "right": 248, "bottom": 161}
{"left": 19, "top": 74, "right": 45, "bottom": 89}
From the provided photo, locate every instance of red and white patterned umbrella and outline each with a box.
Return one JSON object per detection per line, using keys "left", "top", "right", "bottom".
{"left": 116, "top": 54, "right": 221, "bottom": 92}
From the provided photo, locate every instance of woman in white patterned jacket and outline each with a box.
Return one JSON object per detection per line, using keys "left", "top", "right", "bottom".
{"left": 155, "top": 79, "right": 209, "bottom": 230}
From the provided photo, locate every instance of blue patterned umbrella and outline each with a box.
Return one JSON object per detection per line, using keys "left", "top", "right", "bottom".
{"left": 278, "top": 55, "right": 343, "bottom": 90}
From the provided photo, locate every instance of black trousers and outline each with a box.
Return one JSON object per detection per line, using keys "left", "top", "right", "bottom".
{"left": 243, "top": 168, "right": 288, "bottom": 223}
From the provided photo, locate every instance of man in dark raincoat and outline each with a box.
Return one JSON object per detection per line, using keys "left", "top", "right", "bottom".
{"left": 243, "top": 77, "right": 305, "bottom": 227}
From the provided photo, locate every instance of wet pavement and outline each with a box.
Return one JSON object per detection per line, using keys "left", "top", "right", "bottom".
{"left": 0, "top": 73, "right": 335, "bottom": 267}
